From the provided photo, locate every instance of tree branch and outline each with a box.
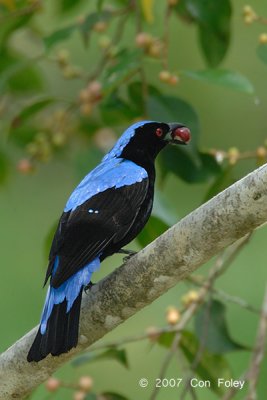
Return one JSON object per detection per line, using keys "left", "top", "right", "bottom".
{"left": 1, "top": 164, "right": 267, "bottom": 399}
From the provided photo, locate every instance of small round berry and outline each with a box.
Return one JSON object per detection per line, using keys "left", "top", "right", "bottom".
{"left": 228, "top": 147, "right": 240, "bottom": 165}
{"left": 76, "top": 15, "right": 85, "bottom": 24}
{"left": 80, "top": 103, "right": 93, "bottom": 116}
{"left": 94, "top": 128, "right": 116, "bottom": 152}
{"left": 168, "top": 75, "right": 179, "bottom": 86}
{"left": 148, "top": 42, "right": 162, "bottom": 58}
{"left": 73, "top": 391, "right": 86, "bottom": 400}
{"left": 78, "top": 376, "right": 93, "bottom": 391}
{"left": 26, "top": 142, "right": 39, "bottom": 156}
{"left": 56, "top": 49, "right": 69, "bottom": 67}
{"left": 159, "top": 70, "right": 171, "bottom": 82}
{"left": 93, "top": 21, "right": 108, "bottom": 33}
{"left": 243, "top": 5, "right": 254, "bottom": 16}
{"left": 52, "top": 132, "right": 66, "bottom": 147}
{"left": 259, "top": 33, "right": 267, "bottom": 44}
{"left": 257, "top": 146, "right": 267, "bottom": 158}
{"left": 146, "top": 326, "right": 160, "bottom": 341}
{"left": 98, "top": 35, "right": 111, "bottom": 49}
{"left": 45, "top": 377, "right": 61, "bottom": 392}
{"left": 135, "top": 32, "right": 153, "bottom": 48}
{"left": 244, "top": 14, "right": 254, "bottom": 24}
{"left": 79, "top": 88, "right": 91, "bottom": 103}
{"left": 166, "top": 307, "right": 181, "bottom": 325}
{"left": 87, "top": 81, "right": 102, "bottom": 96}
{"left": 182, "top": 290, "right": 200, "bottom": 307}
{"left": 17, "top": 159, "right": 34, "bottom": 174}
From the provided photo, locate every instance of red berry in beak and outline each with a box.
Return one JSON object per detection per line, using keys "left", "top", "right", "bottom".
{"left": 173, "top": 126, "right": 191, "bottom": 143}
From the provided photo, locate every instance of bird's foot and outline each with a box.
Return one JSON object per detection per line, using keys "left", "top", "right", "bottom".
{"left": 84, "top": 281, "right": 95, "bottom": 294}
{"left": 118, "top": 248, "right": 137, "bottom": 262}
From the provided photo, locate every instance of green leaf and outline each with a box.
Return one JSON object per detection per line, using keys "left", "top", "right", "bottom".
{"left": 203, "top": 165, "right": 234, "bottom": 202}
{"left": 0, "top": 51, "right": 43, "bottom": 93}
{"left": 85, "top": 394, "right": 98, "bottom": 400}
{"left": 0, "top": 150, "right": 9, "bottom": 186}
{"left": 73, "top": 348, "right": 129, "bottom": 369}
{"left": 183, "top": 69, "right": 254, "bottom": 94}
{"left": 127, "top": 81, "right": 153, "bottom": 117}
{"left": 103, "top": 49, "right": 141, "bottom": 95}
{"left": 44, "top": 25, "right": 76, "bottom": 49}
{"left": 44, "top": 11, "right": 111, "bottom": 49}
{"left": 257, "top": 44, "right": 267, "bottom": 65}
{"left": 100, "top": 392, "right": 129, "bottom": 400}
{"left": 9, "top": 125, "right": 37, "bottom": 146}
{"left": 100, "top": 93, "right": 137, "bottom": 125}
{"left": 159, "top": 147, "right": 221, "bottom": 183}
{"left": 140, "top": 0, "right": 155, "bottom": 23}
{"left": 195, "top": 299, "right": 248, "bottom": 354}
{"left": 8, "top": 65, "right": 43, "bottom": 92}
{"left": 79, "top": 11, "right": 111, "bottom": 35}
{"left": 158, "top": 330, "right": 232, "bottom": 395}
{"left": 97, "top": 0, "right": 105, "bottom": 12}
{"left": 153, "top": 191, "right": 178, "bottom": 226}
{"left": 0, "top": 13, "right": 34, "bottom": 47}
{"left": 175, "top": 0, "right": 232, "bottom": 67}
{"left": 58, "top": 0, "right": 85, "bottom": 13}
{"left": 136, "top": 215, "right": 169, "bottom": 247}
{"left": 11, "top": 98, "right": 55, "bottom": 130}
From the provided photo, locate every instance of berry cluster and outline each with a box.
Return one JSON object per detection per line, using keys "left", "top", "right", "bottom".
{"left": 45, "top": 375, "right": 93, "bottom": 400}
{"left": 79, "top": 81, "right": 103, "bottom": 116}
{"left": 17, "top": 110, "right": 69, "bottom": 174}
{"left": 135, "top": 32, "right": 163, "bottom": 59}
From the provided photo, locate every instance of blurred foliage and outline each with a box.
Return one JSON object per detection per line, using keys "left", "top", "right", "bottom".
{"left": 1, "top": 0, "right": 267, "bottom": 399}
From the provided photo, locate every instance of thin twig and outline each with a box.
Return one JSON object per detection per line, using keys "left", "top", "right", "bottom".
{"left": 187, "top": 277, "right": 260, "bottom": 314}
{"left": 161, "top": 4, "right": 172, "bottom": 70}
{"left": 246, "top": 284, "right": 267, "bottom": 400}
{"left": 88, "top": 3, "right": 135, "bottom": 81}
{"left": 0, "top": 1, "right": 41, "bottom": 23}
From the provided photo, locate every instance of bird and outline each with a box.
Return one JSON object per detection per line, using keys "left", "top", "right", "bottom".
{"left": 27, "top": 120, "right": 191, "bottom": 362}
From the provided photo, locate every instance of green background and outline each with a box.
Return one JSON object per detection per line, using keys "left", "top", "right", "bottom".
{"left": 1, "top": 0, "right": 267, "bottom": 399}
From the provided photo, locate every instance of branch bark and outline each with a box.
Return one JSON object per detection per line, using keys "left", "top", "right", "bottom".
{"left": 1, "top": 164, "right": 267, "bottom": 400}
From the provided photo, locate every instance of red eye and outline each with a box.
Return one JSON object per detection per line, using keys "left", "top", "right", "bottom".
{"left": 155, "top": 128, "right": 163, "bottom": 137}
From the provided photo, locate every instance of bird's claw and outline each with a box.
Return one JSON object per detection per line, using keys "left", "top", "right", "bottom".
{"left": 84, "top": 281, "right": 95, "bottom": 294}
{"left": 118, "top": 248, "right": 137, "bottom": 262}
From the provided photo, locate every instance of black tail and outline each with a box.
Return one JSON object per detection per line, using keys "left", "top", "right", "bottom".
{"left": 27, "top": 290, "right": 82, "bottom": 362}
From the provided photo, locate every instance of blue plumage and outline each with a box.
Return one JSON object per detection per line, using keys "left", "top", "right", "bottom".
{"left": 64, "top": 158, "right": 148, "bottom": 212}
{"left": 40, "top": 256, "right": 100, "bottom": 334}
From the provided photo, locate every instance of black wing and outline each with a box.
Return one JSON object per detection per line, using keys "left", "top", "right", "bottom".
{"left": 45, "top": 178, "right": 149, "bottom": 288}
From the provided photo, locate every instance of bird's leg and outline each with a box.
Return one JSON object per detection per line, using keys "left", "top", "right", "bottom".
{"left": 84, "top": 281, "right": 95, "bottom": 294}
{"left": 118, "top": 248, "right": 137, "bottom": 262}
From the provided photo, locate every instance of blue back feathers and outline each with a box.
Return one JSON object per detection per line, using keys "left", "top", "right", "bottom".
{"left": 64, "top": 121, "right": 152, "bottom": 212}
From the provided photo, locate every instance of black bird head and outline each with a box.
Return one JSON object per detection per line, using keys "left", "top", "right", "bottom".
{"left": 104, "top": 121, "right": 190, "bottom": 166}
